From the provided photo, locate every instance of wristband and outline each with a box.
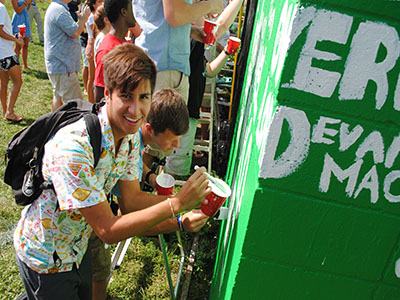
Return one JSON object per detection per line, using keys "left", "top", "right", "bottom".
{"left": 224, "top": 48, "right": 230, "bottom": 56}
{"left": 144, "top": 170, "right": 154, "bottom": 185}
{"left": 177, "top": 216, "right": 184, "bottom": 231}
{"left": 168, "top": 198, "right": 176, "bottom": 218}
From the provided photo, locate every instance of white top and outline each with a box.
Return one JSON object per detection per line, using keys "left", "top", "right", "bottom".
{"left": 94, "top": 31, "right": 105, "bottom": 59}
{"left": 0, "top": 3, "right": 16, "bottom": 60}
{"left": 85, "top": 13, "right": 94, "bottom": 39}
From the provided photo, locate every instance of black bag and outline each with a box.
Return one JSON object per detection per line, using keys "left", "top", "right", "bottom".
{"left": 4, "top": 99, "right": 104, "bottom": 206}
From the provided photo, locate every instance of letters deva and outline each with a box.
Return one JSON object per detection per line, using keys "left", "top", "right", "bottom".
{"left": 261, "top": 7, "right": 400, "bottom": 204}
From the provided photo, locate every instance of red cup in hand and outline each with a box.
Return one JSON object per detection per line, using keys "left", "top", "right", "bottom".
{"left": 203, "top": 19, "right": 219, "bottom": 45}
{"left": 227, "top": 37, "right": 241, "bottom": 55}
{"left": 18, "top": 24, "right": 26, "bottom": 36}
{"left": 156, "top": 173, "right": 175, "bottom": 195}
{"left": 201, "top": 178, "right": 231, "bottom": 217}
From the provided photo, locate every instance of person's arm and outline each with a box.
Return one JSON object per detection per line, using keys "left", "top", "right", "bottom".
{"left": 141, "top": 163, "right": 157, "bottom": 189}
{"left": 117, "top": 179, "right": 167, "bottom": 214}
{"left": 162, "top": 0, "right": 223, "bottom": 27}
{"left": 215, "top": 0, "right": 244, "bottom": 39}
{"left": 0, "top": 25, "right": 24, "bottom": 47}
{"left": 11, "top": 0, "right": 32, "bottom": 14}
{"left": 205, "top": 47, "right": 230, "bottom": 78}
{"left": 79, "top": 168, "right": 210, "bottom": 244}
{"left": 140, "top": 209, "right": 209, "bottom": 236}
{"left": 70, "top": 4, "right": 90, "bottom": 38}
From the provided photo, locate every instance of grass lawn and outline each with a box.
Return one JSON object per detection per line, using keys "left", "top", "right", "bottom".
{"left": 0, "top": 1, "right": 220, "bottom": 299}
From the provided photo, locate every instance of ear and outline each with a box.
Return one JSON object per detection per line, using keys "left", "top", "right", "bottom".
{"left": 144, "top": 123, "right": 154, "bottom": 135}
{"left": 104, "top": 87, "right": 111, "bottom": 101}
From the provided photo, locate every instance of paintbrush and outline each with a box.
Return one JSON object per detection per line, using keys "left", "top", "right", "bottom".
{"left": 194, "top": 165, "right": 227, "bottom": 194}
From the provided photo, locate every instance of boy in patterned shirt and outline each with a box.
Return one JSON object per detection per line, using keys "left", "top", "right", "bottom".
{"left": 14, "top": 43, "right": 210, "bottom": 300}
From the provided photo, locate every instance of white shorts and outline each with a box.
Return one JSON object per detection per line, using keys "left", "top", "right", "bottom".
{"left": 48, "top": 72, "right": 82, "bottom": 102}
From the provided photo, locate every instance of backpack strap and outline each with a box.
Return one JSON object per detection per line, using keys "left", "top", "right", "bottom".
{"left": 84, "top": 114, "right": 102, "bottom": 168}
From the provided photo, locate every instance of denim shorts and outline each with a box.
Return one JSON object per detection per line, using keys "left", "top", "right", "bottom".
{"left": 0, "top": 54, "right": 20, "bottom": 71}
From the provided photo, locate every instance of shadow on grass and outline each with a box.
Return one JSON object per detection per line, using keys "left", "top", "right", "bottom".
{"left": 22, "top": 69, "right": 48, "bottom": 80}
{"left": 4, "top": 118, "right": 36, "bottom": 128}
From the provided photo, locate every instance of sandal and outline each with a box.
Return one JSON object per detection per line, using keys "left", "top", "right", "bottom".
{"left": 5, "top": 114, "right": 23, "bottom": 123}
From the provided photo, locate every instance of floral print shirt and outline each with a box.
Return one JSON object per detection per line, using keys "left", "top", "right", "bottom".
{"left": 14, "top": 106, "right": 140, "bottom": 274}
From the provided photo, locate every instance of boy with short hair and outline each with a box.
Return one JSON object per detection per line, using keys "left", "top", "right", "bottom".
{"left": 14, "top": 42, "right": 210, "bottom": 300}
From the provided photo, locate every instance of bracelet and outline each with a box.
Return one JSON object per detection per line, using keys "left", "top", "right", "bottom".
{"left": 167, "top": 198, "right": 176, "bottom": 218}
{"left": 177, "top": 216, "right": 184, "bottom": 231}
{"left": 224, "top": 49, "right": 230, "bottom": 56}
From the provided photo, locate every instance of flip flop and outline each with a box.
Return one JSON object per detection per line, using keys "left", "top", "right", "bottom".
{"left": 5, "top": 115, "right": 23, "bottom": 123}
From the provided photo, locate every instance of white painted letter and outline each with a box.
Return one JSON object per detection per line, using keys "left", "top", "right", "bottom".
{"left": 384, "top": 171, "right": 400, "bottom": 203}
{"left": 394, "top": 73, "right": 400, "bottom": 111}
{"left": 339, "top": 123, "right": 364, "bottom": 152}
{"left": 354, "top": 165, "right": 379, "bottom": 203}
{"left": 355, "top": 131, "right": 385, "bottom": 164}
{"left": 312, "top": 116, "right": 341, "bottom": 145}
{"left": 282, "top": 10, "right": 353, "bottom": 98}
{"left": 385, "top": 135, "right": 400, "bottom": 168}
{"left": 319, "top": 153, "right": 362, "bottom": 197}
{"left": 339, "top": 22, "right": 400, "bottom": 110}
{"left": 260, "top": 106, "right": 310, "bottom": 178}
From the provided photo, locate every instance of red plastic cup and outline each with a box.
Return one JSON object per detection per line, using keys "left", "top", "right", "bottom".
{"left": 227, "top": 37, "right": 241, "bottom": 55}
{"left": 203, "top": 19, "right": 219, "bottom": 45}
{"left": 18, "top": 24, "right": 26, "bottom": 36}
{"left": 156, "top": 173, "right": 175, "bottom": 195}
{"left": 201, "top": 178, "right": 231, "bottom": 217}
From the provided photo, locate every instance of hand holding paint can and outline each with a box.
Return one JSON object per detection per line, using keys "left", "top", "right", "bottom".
{"left": 203, "top": 19, "right": 219, "bottom": 45}
{"left": 226, "top": 37, "right": 241, "bottom": 55}
{"left": 18, "top": 24, "right": 26, "bottom": 37}
{"left": 194, "top": 166, "right": 231, "bottom": 217}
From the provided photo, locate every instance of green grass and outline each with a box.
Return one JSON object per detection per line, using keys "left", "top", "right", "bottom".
{"left": 0, "top": 1, "right": 220, "bottom": 299}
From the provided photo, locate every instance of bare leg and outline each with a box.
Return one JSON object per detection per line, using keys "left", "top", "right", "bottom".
{"left": 92, "top": 279, "right": 107, "bottom": 300}
{"left": 87, "top": 56, "right": 95, "bottom": 103}
{"left": 52, "top": 96, "right": 63, "bottom": 112}
{"left": 22, "top": 37, "right": 30, "bottom": 69}
{"left": 4, "top": 65, "right": 23, "bottom": 121}
{"left": 82, "top": 66, "right": 88, "bottom": 95}
{"left": 0, "top": 69, "right": 9, "bottom": 116}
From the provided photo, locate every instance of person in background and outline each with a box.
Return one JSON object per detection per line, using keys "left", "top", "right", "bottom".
{"left": 94, "top": 0, "right": 134, "bottom": 103}
{"left": 44, "top": 0, "right": 90, "bottom": 111}
{"left": 185, "top": 0, "right": 244, "bottom": 173}
{"left": 11, "top": 0, "right": 31, "bottom": 69}
{"left": 132, "top": 0, "right": 224, "bottom": 176}
{"left": 27, "top": 0, "right": 43, "bottom": 44}
{"left": 85, "top": 0, "right": 103, "bottom": 103}
{"left": 0, "top": 0, "right": 24, "bottom": 122}
{"left": 93, "top": 4, "right": 110, "bottom": 56}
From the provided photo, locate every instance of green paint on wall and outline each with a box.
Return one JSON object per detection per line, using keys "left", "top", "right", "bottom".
{"left": 210, "top": 0, "right": 400, "bottom": 298}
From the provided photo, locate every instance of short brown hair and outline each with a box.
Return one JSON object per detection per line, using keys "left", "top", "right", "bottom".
{"left": 103, "top": 43, "right": 157, "bottom": 94}
{"left": 94, "top": 5, "right": 106, "bottom": 31}
{"left": 147, "top": 88, "right": 189, "bottom": 136}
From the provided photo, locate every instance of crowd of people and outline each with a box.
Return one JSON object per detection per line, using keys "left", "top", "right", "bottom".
{"left": 1, "top": 0, "right": 243, "bottom": 299}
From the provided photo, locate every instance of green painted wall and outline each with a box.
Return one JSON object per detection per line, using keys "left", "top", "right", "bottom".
{"left": 210, "top": 0, "right": 400, "bottom": 299}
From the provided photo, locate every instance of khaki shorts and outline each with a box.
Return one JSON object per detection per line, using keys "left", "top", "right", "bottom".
{"left": 48, "top": 72, "right": 82, "bottom": 102}
{"left": 154, "top": 70, "right": 189, "bottom": 104}
{"left": 89, "top": 232, "right": 111, "bottom": 281}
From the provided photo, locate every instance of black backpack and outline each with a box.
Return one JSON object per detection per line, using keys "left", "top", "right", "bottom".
{"left": 4, "top": 99, "right": 104, "bottom": 206}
